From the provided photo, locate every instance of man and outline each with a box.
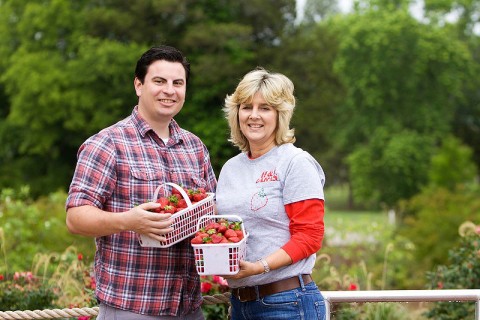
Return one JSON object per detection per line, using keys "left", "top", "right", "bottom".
{"left": 66, "top": 45, "right": 216, "bottom": 319}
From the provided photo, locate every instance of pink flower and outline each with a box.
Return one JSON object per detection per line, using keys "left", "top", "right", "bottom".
{"left": 78, "top": 317, "right": 90, "bottom": 320}
{"left": 201, "top": 282, "right": 212, "bottom": 293}
{"left": 212, "top": 276, "right": 228, "bottom": 286}
{"left": 437, "top": 282, "right": 443, "bottom": 289}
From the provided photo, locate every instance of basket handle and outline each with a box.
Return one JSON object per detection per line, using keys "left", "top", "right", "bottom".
{"left": 152, "top": 182, "right": 193, "bottom": 207}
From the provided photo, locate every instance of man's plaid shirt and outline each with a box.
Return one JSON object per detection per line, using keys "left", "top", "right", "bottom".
{"left": 66, "top": 106, "right": 217, "bottom": 316}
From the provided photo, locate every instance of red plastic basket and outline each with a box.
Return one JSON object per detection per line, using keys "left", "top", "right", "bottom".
{"left": 138, "top": 182, "right": 215, "bottom": 248}
{"left": 191, "top": 214, "right": 248, "bottom": 275}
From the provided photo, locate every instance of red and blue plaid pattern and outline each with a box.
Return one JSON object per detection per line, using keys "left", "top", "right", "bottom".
{"left": 66, "top": 106, "right": 217, "bottom": 316}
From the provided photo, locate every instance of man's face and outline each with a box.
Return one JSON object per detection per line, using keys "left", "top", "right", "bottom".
{"left": 134, "top": 60, "right": 186, "bottom": 123}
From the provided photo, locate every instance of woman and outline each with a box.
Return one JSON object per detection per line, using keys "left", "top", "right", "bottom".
{"left": 215, "top": 68, "right": 326, "bottom": 319}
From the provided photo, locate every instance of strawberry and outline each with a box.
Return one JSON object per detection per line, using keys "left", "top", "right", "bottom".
{"left": 211, "top": 233, "right": 224, "bottom": 244}
{"left": 196, "top": 231, "right": 209, "bottom": 238}
{"left": 168, "top": 194, "right": 179, "bottom": 206}
{"left": 177, "top": 199, "right": 188, "bottom": 208}
{"left": 229, "top": 221, "right": 242, "bottom": 231}
{"left": 206, "top": 228, "right": 217, "bottom": 235}
{"left": 228, "top": 237, "right": 240, "bottom": 243}
{"left": 172, "top": 186, "right": 183, "bottom": 196}
{"left": 191, "top": 236, "right": 203, "bottom": 244}
{"left": 157, "top": 197, "right": 169, "bottom": 207}
{"left": 205, "top": 222, "right": 220, "bottom": 231}
{"left": 224, "top": 229, "right": 237, "bottom": 239}
{"left": 193, "top": 193, "right": 207, "bottom": 202}
{"left": 235, "top": 230, "right": 244, "bottom": 239}
{"left": 217, "top": 224, "right": 227, "bottom": 233}
{"left": 184, "top": 188, "right": 195, "bottom": 200}
{"left": 163, "top": 205, "right": 175, "bottom": 214}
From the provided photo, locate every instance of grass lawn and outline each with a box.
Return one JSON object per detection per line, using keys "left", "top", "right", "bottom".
{"left": 324, "top": 209, "right": 395, "bottom": 246}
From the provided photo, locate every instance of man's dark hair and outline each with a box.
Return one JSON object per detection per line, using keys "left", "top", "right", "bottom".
{"left": 134, "top": 45, "right": 190, "bottom": 84}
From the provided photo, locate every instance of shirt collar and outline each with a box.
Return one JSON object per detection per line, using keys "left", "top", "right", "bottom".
{"left": 132, "top": 106, "right": 184, "bottom": 144}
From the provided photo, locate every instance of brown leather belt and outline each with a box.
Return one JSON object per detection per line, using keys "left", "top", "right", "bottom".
{"left": 231, "top": 274, "right": 313, "bottom": 302}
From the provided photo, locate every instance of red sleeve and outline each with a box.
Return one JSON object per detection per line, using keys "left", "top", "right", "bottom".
{"left": 281, "top": 199, "right": 325, "bottom": 263}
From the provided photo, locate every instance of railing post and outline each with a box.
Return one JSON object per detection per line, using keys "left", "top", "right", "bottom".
{"left": 324, "top": 297, "right": 332, "bottom": 320}
{"left": 476, "top": 298, "right": 479, "bottom": 320}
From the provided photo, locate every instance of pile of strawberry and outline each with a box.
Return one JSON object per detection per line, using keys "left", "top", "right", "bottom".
{"left": 152, "top": 187, "right": 208, "bottom": 214}
{"left": 191, "top": 218, "right": 245, "bottom": 244}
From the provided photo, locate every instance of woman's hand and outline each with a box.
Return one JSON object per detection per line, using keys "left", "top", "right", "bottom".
{"left": 222, "top": 260, "right": 264, "bottom": 280}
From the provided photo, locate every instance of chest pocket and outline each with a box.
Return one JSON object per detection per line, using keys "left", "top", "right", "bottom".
{"left": 169, "top": 170, "right": 207, "bottom": 190}
{"left": 129, "top": 167, "right": 164, "bottom": 204}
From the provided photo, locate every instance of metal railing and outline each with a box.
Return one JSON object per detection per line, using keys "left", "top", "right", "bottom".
{"left": 1, "top": 289, "right": 479, "bottom": 319}
{"left": 323, "top": 289, "right": 480, "bottom": 320}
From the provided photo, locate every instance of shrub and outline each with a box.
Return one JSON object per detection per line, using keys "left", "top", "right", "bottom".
{"left": 424, "top": 221, "right": 480, "bottom": 319}
{"left": 0, "top": 246, "right": 96, "bottom": 317}
{"left": 0, "top": 187, "right": 95, "bottom": 274}
{"left": 398, "top": 185, "right": 480, "bottom": 272}
{"left": 0, "top": 271, "right": 57, "bottom": 311}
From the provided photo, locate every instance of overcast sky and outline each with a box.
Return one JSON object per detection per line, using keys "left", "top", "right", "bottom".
{"left": 296, "top": 0, "right": 425, "bottom": 21}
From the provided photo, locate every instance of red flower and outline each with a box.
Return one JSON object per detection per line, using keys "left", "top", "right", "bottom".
{"left": 0, "top": 274, "right": 4, "bottom": 281}
{"left": 348, "top": 283, "right": 358, "bottom": 291}
{"left": 201, "top": 282, "right": 212, "bottom": 293}
{"left": 78, "top": 253, "right": 83, "bottom": 261}
{"left": 437, "top": 282, "right": 443, "bottom": 289}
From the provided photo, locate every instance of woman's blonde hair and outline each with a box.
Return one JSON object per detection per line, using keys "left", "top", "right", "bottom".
{"left": 223, "top": 68, "right": 296, "bottom": 152}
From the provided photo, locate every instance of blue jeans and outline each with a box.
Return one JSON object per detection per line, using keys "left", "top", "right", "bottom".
{"left": 230, "top": 277, "right": 326, "bottom": 320}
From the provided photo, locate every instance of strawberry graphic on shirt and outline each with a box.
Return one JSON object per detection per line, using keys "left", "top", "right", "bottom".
{"left": 251, "top": 188, "right": 268, "bottom": 211}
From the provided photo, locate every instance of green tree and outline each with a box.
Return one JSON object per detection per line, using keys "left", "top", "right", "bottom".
{"left": 347, "top": 128, "right": 434, "bottom": 208}
{"left": 328, "top": 5, "right": 473, "bottom": 207}
{"left": 0, "top": 0, "right": 299, "bottom": 194}
{"left": 271, "top": 22, "right": 347, "bottom": 185}
{"left": 428, "top": 135, "right": 478, "bottom": 190}
{"left": 0, "top": 0, "right": 144, "bottom": 195}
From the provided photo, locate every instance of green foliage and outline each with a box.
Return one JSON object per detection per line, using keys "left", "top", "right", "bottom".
{"left": 0, "top": 0, "right": 300, "bottom": 195}
{"left": 0, "top": 246, "right": 96, "bottom": 312}
{"left": 424, "top": 221, "right": 480, "bottom": 319}
{"left": 331, "top": 302, "right": 411, "bottom": 320}
{"left": 271, "top": 22, "right": 346, "bottom": 185}
{"left": 332, "top": 8, "right": 472, "bottom": 146}
{"left": 0, "top": 187, "right": 95, "bottom": 274}
{"left": 318, "top": 210, "right": 419, "bottom": 290}
{"left": 398, "top": 185, "right": 480, "bottom": 272}
{"left": 0, "top": 272, "right": 57, "bottom": 311}
{"left": 326, "top": 5, "right": 475, "bottom": 201}
{"left": 347, "top": 128, "right": 434, "bottom": 208}
{"left": 428, "top": 135, "right": 478, "bottom": 190}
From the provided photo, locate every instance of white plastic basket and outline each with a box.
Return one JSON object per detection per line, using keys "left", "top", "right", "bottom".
{"left": 191, "top": 214, "right": 248, "bottom": 275}
{"left": 138, "top": 182, "right": 215, "bottom": 248}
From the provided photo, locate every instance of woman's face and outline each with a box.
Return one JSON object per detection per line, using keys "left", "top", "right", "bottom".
{"left": 238, "top": 91, "right": 277, "bottom": 151}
